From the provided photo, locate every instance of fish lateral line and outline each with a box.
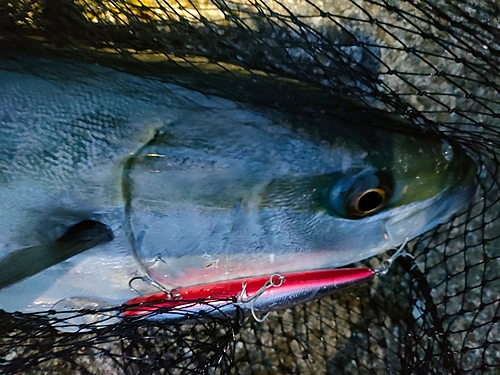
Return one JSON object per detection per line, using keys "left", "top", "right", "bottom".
{"left": 122, "top": 268, "right": 376, "bottom": 322}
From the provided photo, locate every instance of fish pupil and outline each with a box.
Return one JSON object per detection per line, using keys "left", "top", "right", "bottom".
{"left": 357, "top": 190, "right": 385, "bottom": 213}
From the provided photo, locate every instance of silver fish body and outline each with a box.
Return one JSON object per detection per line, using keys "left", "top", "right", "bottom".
{"left": 0, "top": 56, "right": 476, "bottom": 313}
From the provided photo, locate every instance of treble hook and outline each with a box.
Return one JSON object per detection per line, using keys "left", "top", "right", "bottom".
{"left": 129, "top": 275, "right": 170, "bottom": 296}
{"left": 375, "top": 237, "right": 411, "bottom": 276}
{"left": 235, "top": 273, "right": 285, "bottom": 323}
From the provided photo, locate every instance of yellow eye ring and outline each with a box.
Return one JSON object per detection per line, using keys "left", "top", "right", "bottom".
{"left": 348, "top": 187, "right": 390, "bottom": 217}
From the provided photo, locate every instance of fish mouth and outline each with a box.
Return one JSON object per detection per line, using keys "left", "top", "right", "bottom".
{"left": 384, "top": 179, "right": 477, "bottom": 247}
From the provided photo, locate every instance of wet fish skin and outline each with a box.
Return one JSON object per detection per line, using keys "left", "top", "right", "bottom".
{"left": 0, "top": 56, "right": 476, "bottom": 313}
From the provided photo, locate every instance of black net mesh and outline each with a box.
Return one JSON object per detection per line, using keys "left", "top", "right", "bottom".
{"left": 0, "top": 0, "right": 499, "bottom": 374}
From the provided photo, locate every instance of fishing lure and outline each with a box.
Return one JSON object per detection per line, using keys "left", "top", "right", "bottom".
{"left": 122, "top": 240, "right": 409, "bottom": 323}
{"left": 122, "top": 268, "right": 376, "bottom": 323}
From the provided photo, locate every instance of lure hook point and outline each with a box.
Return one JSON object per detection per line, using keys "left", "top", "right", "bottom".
{"left": 235, "top": 273, "right": 285, "bottom": 323}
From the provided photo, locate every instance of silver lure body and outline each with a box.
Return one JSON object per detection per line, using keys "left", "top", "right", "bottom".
{"left": 0, "top": 57, "right": 476, "bottom": 312}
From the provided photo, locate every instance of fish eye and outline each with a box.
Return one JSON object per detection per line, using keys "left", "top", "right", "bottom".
{"left": 347, "top": 187, "right": 391, "bottom": 217}
{"left": 328, "top": 170, "right": 393, "bottom": 219}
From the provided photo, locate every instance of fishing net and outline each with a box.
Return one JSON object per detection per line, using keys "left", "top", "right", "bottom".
{"left": 0, "top": 0, "right": 499, "bottom": 373}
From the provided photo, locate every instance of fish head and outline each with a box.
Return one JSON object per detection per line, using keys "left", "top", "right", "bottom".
{"left": 125, "top": 114, "right": 477, "bottom": 287}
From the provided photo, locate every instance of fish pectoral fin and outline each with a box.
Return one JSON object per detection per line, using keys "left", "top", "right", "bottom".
{"left": 57, "top": 219, "right": 113, "bottom": 243}
{"left": 0, "top": 220, "right": 113, "bottom": 290}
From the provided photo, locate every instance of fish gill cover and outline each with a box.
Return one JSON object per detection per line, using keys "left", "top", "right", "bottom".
{"left": 0, "top": 0, "right": 499, "bottom": 374}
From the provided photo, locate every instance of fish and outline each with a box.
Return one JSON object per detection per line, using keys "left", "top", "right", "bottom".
{"left": 0, "top": 55, "right": 477, "bottom": 314}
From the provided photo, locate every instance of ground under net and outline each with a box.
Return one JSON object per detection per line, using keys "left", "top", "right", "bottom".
{"left": 0, "top": 0, "right": 499, "bottom": 374}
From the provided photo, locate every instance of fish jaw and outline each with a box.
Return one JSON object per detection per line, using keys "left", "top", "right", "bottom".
{"left": 385, "top": 181, "right": 477, "bottom": 247}
{"left": 122, "top": 268, "right": 375, "bottom": 322}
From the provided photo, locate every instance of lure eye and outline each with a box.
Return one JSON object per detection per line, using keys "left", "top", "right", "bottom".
{"left": 328, "top": 170, "right": 393, "bottom": 219}
{"left": 347, "top": 187, "right": 391, "bottom": 217}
